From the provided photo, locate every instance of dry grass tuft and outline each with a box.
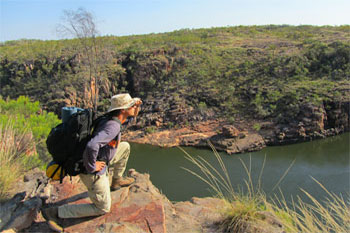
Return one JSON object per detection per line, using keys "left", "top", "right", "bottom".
{"left": 180, "top": 141, "right": 349, "bottom": 233}
{"left": 0, "top": 121, "right": 35, "bottom": 200}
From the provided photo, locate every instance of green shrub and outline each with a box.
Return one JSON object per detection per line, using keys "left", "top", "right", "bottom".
{"left": 253, "top": 123, "right": 262, "bottom": 131}
{"left": 145, "top": 126, "right": 157, "bottom": 134}
{"left": 198, "top": 101, "right": 207, "bottom": 110}
{"left": 167, "top": 122, "right": 174, "bottom": 128}
{"left": 0, "top": 96, "right": 61, "bottom": 164}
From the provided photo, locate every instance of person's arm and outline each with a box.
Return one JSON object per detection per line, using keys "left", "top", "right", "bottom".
{"left": 134, "top": 99, "right": 142, "bottom": 118}
{"left": 126, "top": 99, "right": 143, "bottom": 128}
{"left": 83, "top": 121, "right": 120, "bottom": 173}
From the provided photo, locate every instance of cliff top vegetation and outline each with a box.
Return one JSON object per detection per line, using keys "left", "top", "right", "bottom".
{"left": 0, "top": 25, "right": 349, "bottom": 124}
{"left": 1, "top": 25, "right": 349, "bottom": 58}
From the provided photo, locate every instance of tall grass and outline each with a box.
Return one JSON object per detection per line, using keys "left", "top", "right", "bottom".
{"left": 271, "top": 178, "right": 350, "bottom": 233}
{"left": 180, "top": 142, "right": 349, "bottom": 233}
{"left": 0, "top": 121, "right": 37, "bottom": 200}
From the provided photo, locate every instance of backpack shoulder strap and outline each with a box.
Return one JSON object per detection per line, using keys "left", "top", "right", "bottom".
{"left": 91, "top": 114, "right": 121, "bottom": 135}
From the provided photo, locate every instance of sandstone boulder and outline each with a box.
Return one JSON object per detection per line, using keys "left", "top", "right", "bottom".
{"left": 222, "top": 125, "right": 240, "bottom": 138}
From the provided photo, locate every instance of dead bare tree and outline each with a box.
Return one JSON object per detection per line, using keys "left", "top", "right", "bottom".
{"left": 57, "top": 7, "right": 101, "bottom": 111}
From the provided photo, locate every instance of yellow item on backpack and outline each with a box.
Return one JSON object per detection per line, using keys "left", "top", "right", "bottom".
{"left": 46, "top": 161, "right": 65, "bottom": 181}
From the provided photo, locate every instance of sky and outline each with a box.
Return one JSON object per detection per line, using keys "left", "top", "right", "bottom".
{"left": 1, "top": 0, "right": 349, "bottom": 42}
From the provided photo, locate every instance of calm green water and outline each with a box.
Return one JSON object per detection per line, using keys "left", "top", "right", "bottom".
{"left": 127, "top": 133, "right": 350, "bottom": 202}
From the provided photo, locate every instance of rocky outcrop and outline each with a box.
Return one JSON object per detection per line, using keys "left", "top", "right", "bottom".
{"left": 266, "top": 100, "right": 349, "bottom": 145}
{"left": 211, "top": 133, "right": 266, "bottom": 154}
{"left": 0, "top": 193, "right": 42, "bottom": 232}
{"left": 0, "top": 168, "right": 50, "bottom": 232}
{"left": 2, "top": 39, "right": 348, "bottom": 155}
{"left": 1, "top": 169, "right": 285, "bottom": 233}
{"left": 124, "top": 99, "right": 349, "bottom": 154}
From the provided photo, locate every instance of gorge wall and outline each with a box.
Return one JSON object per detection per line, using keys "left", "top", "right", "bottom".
{"left": 1, "top": 26, "right": 349, "bottom": 154}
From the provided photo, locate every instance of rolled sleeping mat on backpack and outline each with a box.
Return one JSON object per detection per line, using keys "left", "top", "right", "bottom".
{"left": 61, "top": 107, "right": 84, "bottom": 123}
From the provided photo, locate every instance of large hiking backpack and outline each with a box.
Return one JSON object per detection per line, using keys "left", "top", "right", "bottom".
{"left": 46, "top": 108, "right": 108, "bottom": 181}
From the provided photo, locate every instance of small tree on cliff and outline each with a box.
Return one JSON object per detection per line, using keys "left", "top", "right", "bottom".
{"left": 57, "top": 7, "right": 101, "bottom": 111}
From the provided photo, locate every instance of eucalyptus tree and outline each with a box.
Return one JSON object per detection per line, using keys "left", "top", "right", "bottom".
{"left": 57, "top": 7, "right": 102, "bottom": 111}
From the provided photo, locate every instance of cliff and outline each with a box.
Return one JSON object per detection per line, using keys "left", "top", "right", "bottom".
{"left": 0, "top": 169, "right": 284, "bottom": 233}
{"left": 124, "top": 98, "right": 349, "bottom": 154}
{"left": 1, "top": 26, "right": 349, "bottom": 154}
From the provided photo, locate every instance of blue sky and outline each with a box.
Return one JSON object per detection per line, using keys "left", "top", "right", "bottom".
{"left": 1, "top": 0, "right": 349, "bottom": 42}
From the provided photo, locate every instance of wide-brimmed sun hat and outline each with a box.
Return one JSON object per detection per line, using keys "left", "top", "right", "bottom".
{"left": 107, "top": 93, "right": 140, "bottom": 113}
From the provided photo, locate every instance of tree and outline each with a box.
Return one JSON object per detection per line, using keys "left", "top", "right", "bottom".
{"left": 57, "top": 7, "right": 101, "bottom": 111}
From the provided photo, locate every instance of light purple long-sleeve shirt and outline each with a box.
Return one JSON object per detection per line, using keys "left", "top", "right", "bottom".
{"left": 83, "top": 117, "right": 121, "bottom": 175}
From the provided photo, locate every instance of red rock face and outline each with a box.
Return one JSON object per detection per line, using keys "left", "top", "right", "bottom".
{"left": 15, "top": 169, "right": 285, "bottom": 233}
{"left": 44, "top": 170, "right": 166, "bottom": 233}
{"left": 30, "top": 169, "right": 230, "bottom": 233}
{"left": 107, "top": 202, "right": 165, "bottom": 233}
{"left": 222, "top": 125, "right": 240, "bottom": 138}
{"left": 124, "top": 120, "right": 266, "bottom": 154}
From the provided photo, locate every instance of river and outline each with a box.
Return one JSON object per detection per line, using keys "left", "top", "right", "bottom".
{"left": 127, "top": 132, "right": 350, "bottom": 203}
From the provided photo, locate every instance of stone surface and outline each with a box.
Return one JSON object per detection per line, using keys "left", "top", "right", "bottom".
{"left": 0, "top": 194, "right": 42, "bottom": 232}
{"left": 0, "top": 169, "right": 50, "bottom": 232}
{"left": 222, "top": 125, "right": 240, "bottom": 138}
{"left": 20, "top": 168, "right": 51, "bottom": 201}
{"left": 124, "top": 99, "right": 349, "bottom": 155}
{"left": 21, "top": 169, "right": 228, "bottom": 233}
{"left": 3, "top": 168, "right": 288, "bottom": 233}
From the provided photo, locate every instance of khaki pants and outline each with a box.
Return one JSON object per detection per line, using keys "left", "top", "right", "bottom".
{"left": 58, "top": 142, "right": 130, "bottom": 218}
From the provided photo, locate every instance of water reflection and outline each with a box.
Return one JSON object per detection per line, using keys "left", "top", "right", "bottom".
{"left": 127, "top": 133, "right": 350, "bottom": 202}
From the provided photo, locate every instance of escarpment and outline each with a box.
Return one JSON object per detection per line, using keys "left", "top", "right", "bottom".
{"left": 1, "top": 26, "right": 349, "bottom": 154}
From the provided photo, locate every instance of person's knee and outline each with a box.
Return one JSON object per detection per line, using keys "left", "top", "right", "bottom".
{"left": 98, "top": 207, "right": 110, "bottom": 215}
{"left": 120, "top": 142, "right": 130, "bottom": 152}
{"left": 96, "top": 202, "right": 111, "bottom": 215}
{"left": 119, "top": 142, "right": 130, "bottom": 157}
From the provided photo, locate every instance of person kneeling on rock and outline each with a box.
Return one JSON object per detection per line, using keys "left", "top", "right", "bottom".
{"left": 42, "top": 94, "right": 142, "bottom": 232}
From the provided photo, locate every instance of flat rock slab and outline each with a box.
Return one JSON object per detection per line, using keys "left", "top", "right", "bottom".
{"left": 41, "top": 170, "right": 167, "bottom": 233}
{"left": 18, "top": 168, "right": 285, "bottom": 233}
{"left": 22, "top": 169, "right": 228, "bottom": 233}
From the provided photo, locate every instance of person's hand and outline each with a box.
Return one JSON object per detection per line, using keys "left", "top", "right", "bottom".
{"left": 95, "top": 161, "right": 106, "bottom": 172}
{"left": 135, "top": 99, "right": 142, "bottom": 106}
{"left": 133, "top": 99, "right": 142, "bottom": 118}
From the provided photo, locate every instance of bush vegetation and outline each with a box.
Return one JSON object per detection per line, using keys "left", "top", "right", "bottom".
{"left": 0, "top": 96, "right": 60, "bottom": 200}
{"left": 0, "top": 122, "right": 37, "bottom": 200}
{"left": 0, "top": 96, "right": 60, "bottom": 165}
{"left": 0, "top": 25, "right": 349, "bottom": 122}
{"left": 0, "top": 122, "right": 26, "bottom": 199}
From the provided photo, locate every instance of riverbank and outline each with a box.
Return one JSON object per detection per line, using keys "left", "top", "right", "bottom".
{"left": 124, "top": 98, "right": 349, "bottom": 154}
{"left": 1, "top": 27, "right": 349, "bottom": 154}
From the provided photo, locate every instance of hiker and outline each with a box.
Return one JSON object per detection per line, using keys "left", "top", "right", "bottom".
{"left": 43, "top": 93, "right": 142, "bottom": 232}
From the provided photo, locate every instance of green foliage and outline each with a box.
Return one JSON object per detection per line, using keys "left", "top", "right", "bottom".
{"left": 167, "top": 122, "right": 175, "bottom": 128}
{"left": 198, "top": 101, "right": 207, "bottom": 111}
{"left": 253, "top": 123, "right": 262, "bottom": 131}
{"left": 145, "top": 126, "right": 157, "bottom": 134}
{"left": 0, "top": 25, "right": 349, "bottom": 124}
{"left": 0, "top": 96, "right": 61, "bottom": 164}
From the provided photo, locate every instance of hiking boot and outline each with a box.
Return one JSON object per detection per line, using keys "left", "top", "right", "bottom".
{"left": 110, "top": 177, "right": 135, "bottom": 191}
{"left": 42, "top": 207, "right": 63, "bottom": 232}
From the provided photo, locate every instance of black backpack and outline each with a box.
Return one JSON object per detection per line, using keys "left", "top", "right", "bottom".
{"left": 46, "top": 109, "right": 110, "bottom": 181}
